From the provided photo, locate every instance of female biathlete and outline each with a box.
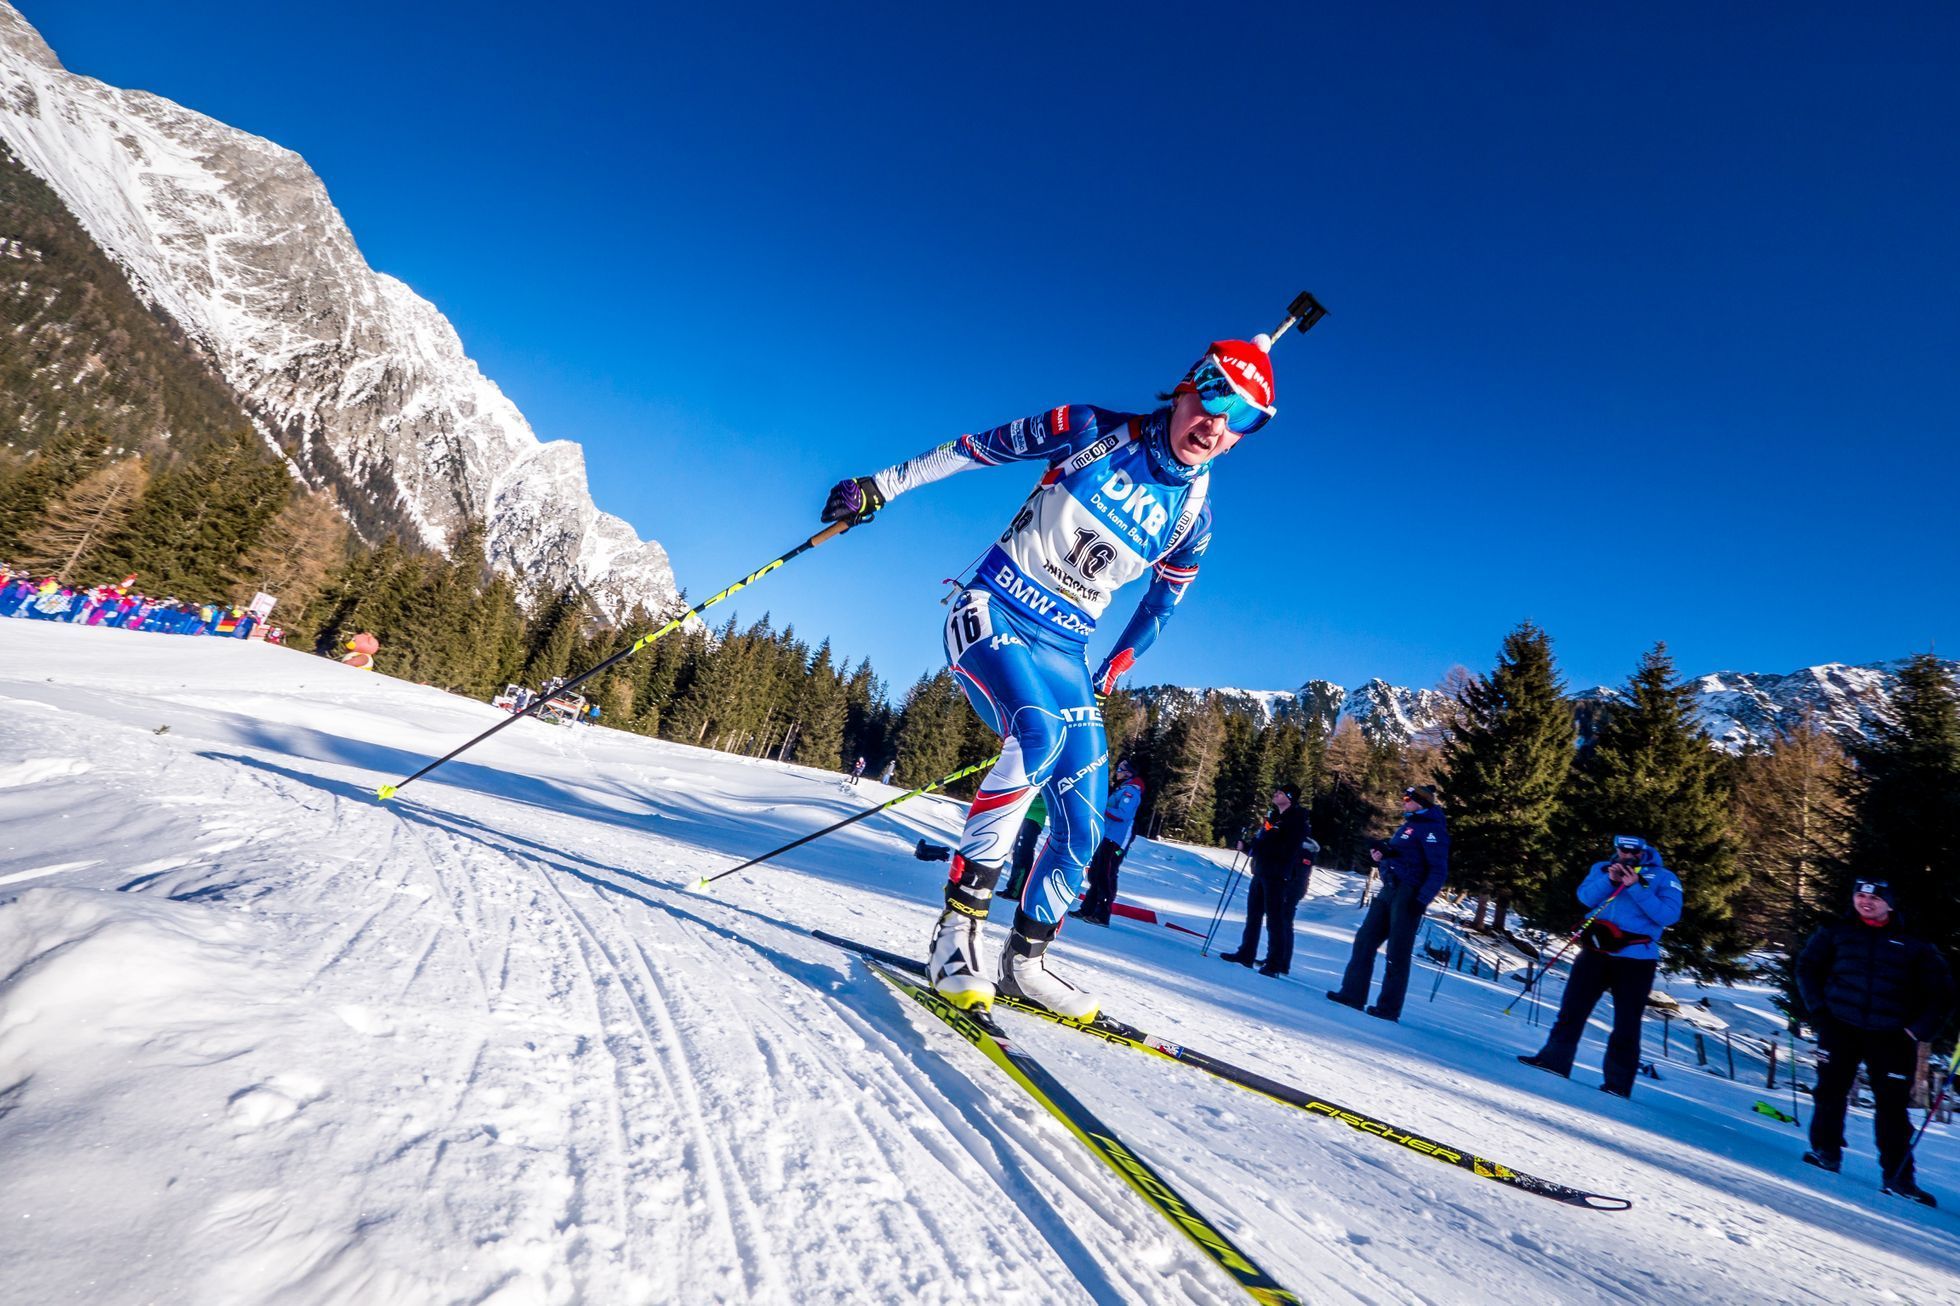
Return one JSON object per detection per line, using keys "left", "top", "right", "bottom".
{"left": 821, "top": 337, "right": 1283, "bottom": 1020}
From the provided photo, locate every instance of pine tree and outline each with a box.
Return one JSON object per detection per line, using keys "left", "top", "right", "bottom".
{"left": 1312, "top": 721, "right": 1377, "bottom": 870}
{"left": 0, "top": 428, "right": 111, "bottom": 552}
{"left": 1542, "top": 644, "right": 1747, "bottom": 980}
{"left": 1731, "top": 716, "right": 1851, "bottom": 957}
{"left": 1833, "top": 654, "right": 1960, "bottom": 975}
{"left": 90, "top": 428, "right": 292, "bottom": 596}
{"left": 522, "top": 588, "right": 589, "bottom": 688}
{"left": 1211, "top": 711, "right": 1274, "bottom": 849}
{"left": 15, "top": 456, "right": 147, "bottom": 577}
{"left": 793, "top": 639, "right": 849, "bottom": 770}
{"left": 1155, "top": 697, "right": 1226, "bottom": 843}
{"left": 1438, "top": 622, "right": 1575, "bottom": 931}
{"left": 226, "top": 489, "right": 350, "bottom": 639}
{"left": 892, "top": 671, "right": 970, "bottom": 790}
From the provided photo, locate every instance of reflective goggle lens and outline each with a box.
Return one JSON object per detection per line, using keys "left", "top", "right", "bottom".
{"left": 1855, "top": 879, "right": 1888, "bottom": 896}
{"left": 1189, "top": 357, "right": 1275, "bottom": 435}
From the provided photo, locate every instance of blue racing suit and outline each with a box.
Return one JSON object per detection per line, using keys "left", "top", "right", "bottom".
{"left": 871, "top": 403, "right": 1212, "bottom": 925}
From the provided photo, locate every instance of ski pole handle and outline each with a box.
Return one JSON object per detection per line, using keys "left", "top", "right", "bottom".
{"left": 1268, "top": 291, "right": 1329, "bottom": 346}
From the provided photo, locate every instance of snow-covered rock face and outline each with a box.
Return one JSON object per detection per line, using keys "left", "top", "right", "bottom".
{"left": 1138, "top": 678, "right": 1449, "bottom": 745}
{"left": 1154, "top": 659, "right": 1958, "bottom": 752}
{"left": 0, "top": 3, "right": 678, "bottom": 620}
{"left": 1579, "top": 659, "right": 1958, "bottom": 752}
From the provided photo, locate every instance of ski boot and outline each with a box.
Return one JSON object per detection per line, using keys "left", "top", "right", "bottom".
{"left": 1882, "top": 1176, "right": 1938, "bottom": 1207}
{"left": 1801, "top": 1148, "right": 1841, "bottom": 1173}
{"left": 998, "top": 909, "right": 1098, "bottom": 1022}
{"left": 1517, "top": 1053, "right": 1571, "bottom": 1078}
{"left": 927, "top": 855, "right": 1000, "bottom": 1011}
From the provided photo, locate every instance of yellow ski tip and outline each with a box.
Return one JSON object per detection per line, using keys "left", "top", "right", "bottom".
{"left": 376, "top": 784, "right": 398, "bottom": 801}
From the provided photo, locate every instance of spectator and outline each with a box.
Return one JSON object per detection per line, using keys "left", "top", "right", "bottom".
{"left": 1329, "top": 785, "right": 1451, "bottom": 1021}
{"left": 1797, "top": 878, "right": 1955, "bottom": 1206}
{"left": 1074, "top": 758, "right": 1146, "bottom": 926}
{"left": 1518, "top": 834, "right": 1682, "bottom": 1096}
{"left": 879, "top": 759, "right": 896, "bottom": 785}
{"left": 1221, "top": 782, "right": 1315, "bottom": 974}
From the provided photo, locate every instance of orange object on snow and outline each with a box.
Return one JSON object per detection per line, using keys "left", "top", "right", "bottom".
{"left": 340, "top": 631, "right": 380, "bottom": 669}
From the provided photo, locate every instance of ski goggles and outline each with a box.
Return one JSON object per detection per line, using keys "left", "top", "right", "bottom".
{"left": 1611, "top": 836, "right": 1645, "bottom": 854}
{"left": 1854, "top": 879, "right": 1890, "bottom": 896}
{"left": 1187, "top": 355, "right": 1276, "bottom": 435}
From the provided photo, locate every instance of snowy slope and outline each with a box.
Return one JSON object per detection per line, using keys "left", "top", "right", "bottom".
{"left": 0, "top": 2, "right": 677, "bottom": 619}
{"left": 3, "top": 618, "right": 1958, "bottom": 1305}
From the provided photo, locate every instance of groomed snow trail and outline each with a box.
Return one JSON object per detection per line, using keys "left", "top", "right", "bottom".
{"left": 2, "top": 619, "right": 1957, "bottom": 1304}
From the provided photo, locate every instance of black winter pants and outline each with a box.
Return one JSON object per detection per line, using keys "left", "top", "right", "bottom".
{"left": 1336, "top": 880, "right": 1425, "bottom": 1018}
{"left": 1235, "top": 868, "right": 1308, "bottom": 971}
{"left": 1534, "top": 948, "right": 1657, "bottom": 1095}
{"left": 1809, "top": 1021, "right": 1919, "bottom": 1185}
{"left": 1005, "top": 817, "right": 1045, "bottom": 900}
{"left": 1078, "top": 839, "right": 1124, "bottom": 921}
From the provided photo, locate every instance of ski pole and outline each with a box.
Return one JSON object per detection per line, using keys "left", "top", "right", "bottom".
{"left": 1889, "top": 1043, "right": 1960, "bottom": 1189}
{"left": 689, "top": 754, "right": 1000, "bottom": 892}
{"left": 1503, "top": 883, "right": 1629, "bottom": 1016}
{"left": 1201, "top": 851, "right": 1248, "bottom": 956}
{"left": 376, "top": 521, "right": 854, "bottom": 800}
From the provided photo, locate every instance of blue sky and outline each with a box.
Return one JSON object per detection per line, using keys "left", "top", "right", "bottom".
{"left": 28, "top": 2, "right": 1959, "bottom": 696}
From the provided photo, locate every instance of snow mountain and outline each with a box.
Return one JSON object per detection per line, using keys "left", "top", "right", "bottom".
{"left": 0, "top": 2, "right": 678, "bottom": 619}
{"left": 1132, "top": 678, "right": 1452, "bottom": 746}
{"left": 1139, "top": 658, "right": 1959, "bottom": 752}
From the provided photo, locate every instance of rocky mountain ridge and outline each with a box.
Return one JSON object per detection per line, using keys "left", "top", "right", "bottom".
{"left": 0, "top": 2, "right": 678, "bottom": 618}
{"left": 1135, "top": 658, "right": 1959, "bottom": 753}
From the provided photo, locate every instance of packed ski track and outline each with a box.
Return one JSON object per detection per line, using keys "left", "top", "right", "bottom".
{"left": 2, "top": 621, "right": 1957, "bottom": 1305}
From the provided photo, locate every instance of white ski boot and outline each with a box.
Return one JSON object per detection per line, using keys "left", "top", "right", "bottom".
{"left": 927, "top": 856, "right": 999, "bottom": 1010}
{"left": 998, "top": 911, "right": 1099, "bottom": 1022}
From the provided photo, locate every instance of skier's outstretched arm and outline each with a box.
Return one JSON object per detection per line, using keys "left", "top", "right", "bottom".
{"left": 820, "top": 405, "right": 1105, "bottom": 524}
{"left": 1091, "top": 507, "right": 1211, "bottom": 695}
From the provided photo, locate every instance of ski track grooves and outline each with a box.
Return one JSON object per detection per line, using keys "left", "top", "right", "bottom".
{"left": 531, "top": 853, "right": 784, "bottom": 1302}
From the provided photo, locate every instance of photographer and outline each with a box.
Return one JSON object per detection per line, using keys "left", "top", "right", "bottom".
{"left": 1796, "top": 878, "right": 1954, "bottom": 1206}
{"left": 1519, "top": 834, "right": 1682, "bottom": 1098}
{"left": 1221, "top": 783, "right": 1314, "bottom": 974}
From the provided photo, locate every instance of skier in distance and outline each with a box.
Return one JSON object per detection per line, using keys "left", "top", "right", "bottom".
{"left": 820, "top": 336, "right": 1285, "bottom": 1019}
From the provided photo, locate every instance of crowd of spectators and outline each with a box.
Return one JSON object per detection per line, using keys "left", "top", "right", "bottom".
{"left": 0, "top": 566, "right": 284, "bottom": 644}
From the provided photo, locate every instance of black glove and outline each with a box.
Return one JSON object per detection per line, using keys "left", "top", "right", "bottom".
{"left": 822, "top": 476, "right": 885, "bottom": 525}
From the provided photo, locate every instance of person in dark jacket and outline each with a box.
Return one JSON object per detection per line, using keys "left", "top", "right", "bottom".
{"left": 1221, "top": 783, "right": 1315, "bottom": 974}
{"left": 1075, "top": 759, "right": 1145, "bottom": 926}
{"left": 1329, "top": 786, "right": 1449, "bottom": 1020}
{"left": 1797, "top": 878, "right": 1955, "bottom": 1206}
{"left": 1006, "top": 792, "right": 1049, "bottom": 902}
{"left": 1519, "top": 834, "right": 1683, "bottom": 1097}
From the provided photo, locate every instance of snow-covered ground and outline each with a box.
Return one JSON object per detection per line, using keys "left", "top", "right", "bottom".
{"left": 2, "top": 619, "right": 1957, "bottom": 1305}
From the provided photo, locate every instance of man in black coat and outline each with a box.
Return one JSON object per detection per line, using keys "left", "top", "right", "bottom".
{"left": 1220, "top": 783, "right": 1314, "bottom": 976}
{"left": 1797, "top": 877, "right": 1955, "bottom": 1206}
{"left": 1329, "top": 785, "right": 1449, "bottom": 1022}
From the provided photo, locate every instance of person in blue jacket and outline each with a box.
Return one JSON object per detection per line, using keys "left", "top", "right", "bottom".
{"left": 1330, "top": 785, "right": 1450, "bottom": 1021}
{"left": 1519, "top": 834, "right": 1684, "bottom": 1098}
{"left": 1072, "top": 757, "right": 1145, "bottom": 926}
{"left": 822, "top": 337, "right": 1284, "bottom": 1020}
